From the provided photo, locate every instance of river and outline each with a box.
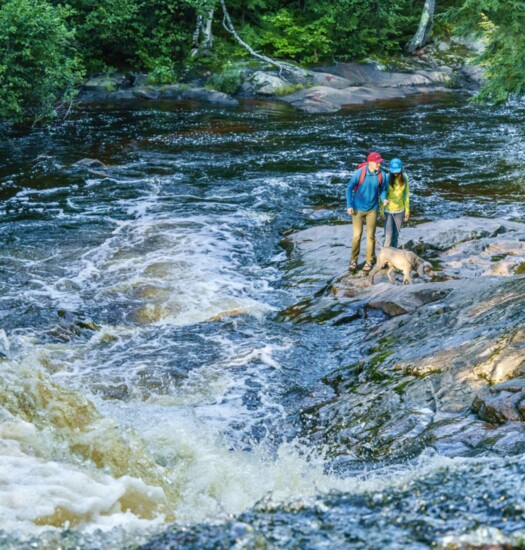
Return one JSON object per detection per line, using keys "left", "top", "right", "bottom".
{"left": 1, "top": 95, "right": 524, "bottom": 548}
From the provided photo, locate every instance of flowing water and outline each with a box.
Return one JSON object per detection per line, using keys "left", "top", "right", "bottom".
{"left": 1, "top": 95, "right": 525, "bottom": 549}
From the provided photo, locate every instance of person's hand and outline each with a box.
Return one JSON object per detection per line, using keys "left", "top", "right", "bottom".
{"left": 404, "top": 214, "right": 409, "bottom": 222}
{"left": 347, "top": 208, "right": 354, "bottom": 216}
{"left": 381, "top": 215, "right": 386, "bottom": 222}
{"left": 383, "top": 199, "right": 390, "bottom": 206}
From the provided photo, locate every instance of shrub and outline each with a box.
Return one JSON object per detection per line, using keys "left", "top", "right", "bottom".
{"left": 445, "top": 0, "right": 525, "bottom": 103}
{"left": 0, "top": 0, "right": 84, "bottom": 123}
{"left": 208, "top": 69, "right": 243, "bottom": 95}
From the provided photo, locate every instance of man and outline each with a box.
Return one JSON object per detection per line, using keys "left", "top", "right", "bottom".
{"left": 346, "top": 151, "right": 388, "bottom": 272}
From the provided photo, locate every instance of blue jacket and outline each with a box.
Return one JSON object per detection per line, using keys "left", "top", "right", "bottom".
{"left": 346, "top": 166, "right": 387, "bottom": 212}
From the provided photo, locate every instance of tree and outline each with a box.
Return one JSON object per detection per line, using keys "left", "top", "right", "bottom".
{"left": 447, "top": 0, "right": 525, "bottom": 102}
{"left": 192, "top": 1, "right": 216, "bottom": 56}
{"left": 406, "top": 0, "right": 436, "bottom": 54}
{"left": 0, "top": 0, "right": 84, "bottom": 123}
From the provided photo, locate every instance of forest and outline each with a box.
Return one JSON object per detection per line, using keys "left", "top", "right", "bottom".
{"left": 0, "top": 0, "right": 524, "bottom": 122}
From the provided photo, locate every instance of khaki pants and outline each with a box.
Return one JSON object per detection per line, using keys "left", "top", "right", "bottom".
{"left": 351, "top": 209, "right": 378, "bottom": 264}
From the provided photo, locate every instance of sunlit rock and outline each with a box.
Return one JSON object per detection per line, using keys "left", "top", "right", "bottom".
{"left": 247, "top": 71, "right": 289, "bottom": 95}
{"left": 289, "top": 216, "right": 525, "bottom": 459}
{"left": 473, "top": 378, "right": 525, "bottom": 424}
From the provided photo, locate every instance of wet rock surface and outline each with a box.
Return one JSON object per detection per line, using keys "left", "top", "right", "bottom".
{"left": 139, "top": 458, "right": 525, "bottom": 550}
{"left": 473, "top": 377, "right": 525, "bottom": 424}
{"left": 284, "top": 217, "right": 525, "bottom": 462}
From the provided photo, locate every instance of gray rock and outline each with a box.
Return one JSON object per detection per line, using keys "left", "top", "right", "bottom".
{"left": 158, "top": 85, "right": 184, "bottom": 99}
{"left": 451, "top": 35, "right": 486, "bottom": 54}
{"left": 458, "top": 64, "right": 487, "bottom": 87}
{"left": 312, "top": 72, "right": 354, "bottom": 89}
{"left": 73, "top": 158, "right": 107, "bottom": 169}
{"left": 181, "top": 88, "right": 239, "bottom": 106}
{"left": 281, "top": 82, "right": 453, "bottom": 113}
{"left": 314, "top": 62, "right": 437, "bottom": 88}
{"left": 473, "top": 391, "right": 525, "bottom": 424}
{"left": 82, "top": 73, "right": 130, "bottom": 93}
{"left": 415, "top": 67, "right": 454, "bottom": 84}
{"left": 107, "top": 90, "right": 135, "bottom": 100}
{"left": 132, "top": 88, "right": 160, "bottom": 100}
{"left": 289, "top": 217, "right": 525, "bottom": 459}
{"left": 248, "top": 71, "right": 289, "bottom": 95}
{"left": 367, "top": 283, "right": 453, "bottom": 316}
{"left": 129, "top": 73, "right": 148, "bottom": 87}
{"left": 287, "top": 217, "right": 525, "bottom": 284}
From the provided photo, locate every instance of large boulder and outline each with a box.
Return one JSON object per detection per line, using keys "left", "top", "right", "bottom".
{"left": 282, "top": 85, "right": 422, "bottom": 113}
{"left": 278, "top": 62, "right": 466, "bottom": 113}
{"left": 314, "top": 62, "right": 453, "bottom": 88}
{"left": 285, "top": 217, "right": 525, "bottom": 460}
{"left": 312, "top": 72, "right": 355, "bottom": 89}
{"left": 246, "top": 71, "right": 290, "bottom": 95}
{"left": 473, "top": 378, "right": 525, "bottom": 423}
{"left": 281, "top": 82, "right": 452, "bottom": 113}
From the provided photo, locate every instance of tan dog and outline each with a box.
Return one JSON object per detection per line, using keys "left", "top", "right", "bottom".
{"left": 370, "top": 244, "right": 435, "bottom": 285}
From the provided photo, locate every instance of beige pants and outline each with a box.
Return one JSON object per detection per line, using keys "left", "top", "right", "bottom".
{"left": 351, "top": 209, "right": 378, "bottom": 264}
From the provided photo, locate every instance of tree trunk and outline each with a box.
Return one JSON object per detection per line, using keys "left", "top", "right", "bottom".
{"left": 192, "top": 3, "right": 216, "bottom": 56}
{"left": 219, "top": 0, "right": 311, "bottom": 80}
{"left": 406, "top": 0, "right": 436, "bottom": 54}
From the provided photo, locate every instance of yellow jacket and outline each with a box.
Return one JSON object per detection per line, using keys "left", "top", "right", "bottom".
{"left": 381, "top": 174, "right": 410, "bottom": 216}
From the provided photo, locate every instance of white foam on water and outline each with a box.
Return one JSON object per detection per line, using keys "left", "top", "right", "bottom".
{"left": 0, "top": 319, "right": 514, "bottom": 542}
{"left": 0, "top": 440, "right": 166, "bottom": 534}
{"left": 0, "top": 416, "right": 166, "bottom": 536}
{"left": 91, "top": 394, "right": 496, "bottom": 528}
{"left": 42, "top": 198, "right": 276, "bottom": 325}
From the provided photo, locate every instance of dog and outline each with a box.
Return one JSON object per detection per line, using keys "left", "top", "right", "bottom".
{"left": 370, "top": 243, "right": 435, "bottom": 285}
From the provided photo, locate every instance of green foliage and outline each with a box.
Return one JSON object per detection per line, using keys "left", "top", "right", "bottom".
{"left": 146, "top": 61, "right": 179, "bottom": 85}
{"left": 445, "top": 0, "right": 525, "bottom": 103}
{"left": 135, "top": 0, "right": 200, "bottom": 78}
{"left": 73, "top": 0, "right": 141, "bottom": 71}
{"left": 308, "top": 0, "right": 417, "bottom": 59}
{"left": 230, "top": 0, "right": 417, "bottom": 65}
{"left": 208, "top": 69, "right": 243, "bottom": 95}
{"left": 0, "top": 0, "right": 84, "bottom": 123}
{"left": 256, "top": 8, "right": 334, "bottom": 64}
{"left": 47, "top": 0, "right": 201, "bottom": 74}
{"left": 2, "top": 0, "right": 524, "bottom": 123}
{"left": 273, "top": 83, "right": 306, "bottom": 96}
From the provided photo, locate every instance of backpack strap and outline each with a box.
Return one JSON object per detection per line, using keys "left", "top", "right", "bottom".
{"left": 353, "top": 165, "right": 383, "bottom": 193}
{"left": 353, "top": 165, "right": 367, "bottom": 193}
{"left": 357, "top": 167, "right": 366, "bottom": 190}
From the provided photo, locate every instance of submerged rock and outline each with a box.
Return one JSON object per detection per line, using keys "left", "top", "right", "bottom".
{"left": 71, "top": 158, "right": 109, "bottom": 177}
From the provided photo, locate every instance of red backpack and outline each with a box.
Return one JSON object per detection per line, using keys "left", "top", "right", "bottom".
{"left": 353, "top": 162, "right": 383, "bottom": 194}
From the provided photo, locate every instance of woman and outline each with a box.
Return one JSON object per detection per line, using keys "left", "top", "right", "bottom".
{"left": 382, "top": 158, "right": 410, "bottom": 248}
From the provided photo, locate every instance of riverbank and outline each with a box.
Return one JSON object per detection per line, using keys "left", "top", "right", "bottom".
{"left": 77, "top": 39, "right": 486, "bottom": 114}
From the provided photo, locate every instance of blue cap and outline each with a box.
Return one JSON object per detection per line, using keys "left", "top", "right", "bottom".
{"left": 389, "top": 158, "right": 403, "bottom": 173}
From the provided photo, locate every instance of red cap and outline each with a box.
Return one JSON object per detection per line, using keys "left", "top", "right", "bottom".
{"left": 367, "top": 151, "right": 384, "bottom": 163}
